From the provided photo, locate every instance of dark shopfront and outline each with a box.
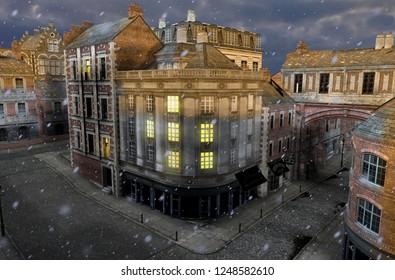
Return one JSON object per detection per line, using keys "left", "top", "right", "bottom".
{"left": 122, "top": 168, "right": 266, "bottom": 219}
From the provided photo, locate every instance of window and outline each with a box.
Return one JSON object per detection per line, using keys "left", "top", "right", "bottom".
{"left": 17, "top": 103, "right": 26, "bottom": 116}
{"left": 99, "top": 57, "right": 106, "bottom": 80}
{"left": 0, "top": 103, "right": 4, "bottom": 118}
{"left": 294, "top": 74, "right": 303, "bottom": 93}
{"left": 100, "top": 98, "right": 108, "bottom": 120}
{"left": 362, "top": 154, "right": 386, "bottom": 186}
{"left": 146, "top": 120, "right": 155, "bottom": 138}
{"left": 319, "top": 73, "right": 330, "bottom": 93}
{"left": 146, "top": 95, "right": 154, "bottom": 112}
{"left": 253, "top": 62, "right": 259, "bottom": 71}
{"left": 230, "top": 96, "right": 238, "bottom": 112}
{"left": 280, "top": 113, "right": 284, "bottom": 127}
{"left": 358, "top": 199, "right": 381, "bottom": 234}
{"left": 128, "top": 95, "right": 134, "bottom": 111}
{"left": 201, "top": 152, "right": 213, "bottom": 169}
{"left": 288, "top": 112, "right": 292, "bottom": 126}
{"left": 49, "top": 59, "right": 61, "bottom": 75}
{"left": 325, "top": 120, "right": 330, "bottom": 132}
{"left": 231, "top": 121, "right": 238, "bottom": 139}
{"left": 128, "top": 141, "right": 136, "bottom": 158}
{"left": 247, "top": 118, "right": 253, "bottom": 135}
{"left": 165, "top": 29, "right": 172, "bottom": 43}
{"left": 168, "top": 151, "right": 180, "bottom": 168}
{"left": 269, "top": 142, "right": 273, "bottom": 157}
{"left": 362, "top": 72, "right": 375, "bottom": 94}
{"left": 247, "top": 143, "right": 252, "bottom": 158}
{"left": 201, "top": 123, "right": 214, "bottom": 143}
{"left": 268, "top": 172, "right": 280, "bottom": 191}
{"left": 101, "top": 137, "right": 110, "bottom": 158}
{"left": 19, "top": 126, "right": 29, "bottom": 139}
{"left": 71, "top": 61, "right": 77, "bottom": 79}
{"left": 247, "top": 94, "right": 254, "bottom": 110}
{"left": 167, "top": 96, "right": 179, "bottom": 113}
{"left": 270, "top": 115, "right": 274, "bottom": 129}
{"left": 168, "top": 122, "right": 179, "bottom": 142}
{"left": 287, "top": 137, "right": 291, "bottom": 151}
{"left": 15, "top": 78, "right": 24, "bottom": 91}
{"left": 201, "top": 96, "right": 214, "bottom": 114}
{"left": 230, "top": 148, "right": 237, "bottom": 164}
{"left": 128, "top": 117, "right": 135, "bottom": 135}
{"left": 0, "top": 129, "right": 7, "bottom": 142}
{"left": 241, "top": 60, "right": 248, "bottom": 70}
{"left": 84, "top": 59, "right": 91, "bottom": 80}
{"left": 54, "top": 101, "right": 62, "bottom": 115}
{"left": 76, "top": 131, "right": 81, "bottom": 149}
{"left": 85, "top": 97, "right": 93, "bottom": 118}
{"left": 74, "top": 97, "right": 79, "bottom": 115}
{"left": 48, "top": 39, "right": 59, "bottom": 52}
{"left": 278, "top": 139, "right": 283, "bottom": 153}
{"left": 87, "top": 134, "right": 94, "bottom": 154}
{"left": 147, "top": 146, "right": 155, "bottom": 163}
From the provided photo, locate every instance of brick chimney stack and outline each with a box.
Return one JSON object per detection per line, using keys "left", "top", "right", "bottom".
{"left": 128, "top": 3, "right": 144, "bottom": 19}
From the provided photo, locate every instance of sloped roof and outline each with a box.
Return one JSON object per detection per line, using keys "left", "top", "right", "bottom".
{"left": 0, "top": 56, "right": 32, "bottom": 75}
{"left": 185, "top": 43, "right": 240, "bottom": 69}
{"left": 261, "top": 80, "right": 295, "bottom": 106}
{"left": 20, "top": 34, "right": 42, "bottom": 50}
{"left": 353, "top": 97, "right": 395, "bottom": 144}
{"left": 283, "top": 47, "right": 395, "bottom": 69}
{"left": 66, "top": 17, "right": 137, "bottom": 48}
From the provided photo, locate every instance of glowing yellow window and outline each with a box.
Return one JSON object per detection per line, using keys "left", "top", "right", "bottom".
{"left": 101, "top": 137, "right": 110, "bottom": 158}
{"left": 146, "top": 120, "right": 155, "bottom": 138}
{"left": 85, "top": 59, "right": 91, "bottom": 80}
{"left": 167, "top": 96, "right": 179, "bottom": 113}
{"left": 201, "top": 123, "right": 214, "bottom": 143}
{"left": 168, "top": 122, "right": 179, "bottom": 142}
{"left": 168, "top": 151, "right": 180, "bottom": 168}
{"left": 201, "top": 152, "right": 213, "bottom": 169}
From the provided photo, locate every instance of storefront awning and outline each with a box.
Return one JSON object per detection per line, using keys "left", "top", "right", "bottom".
{"left": 235, "top": 165, "right": 267, "bottom": 191}
{"left": 268, "top": 158, "right": 290, "bottom": 177}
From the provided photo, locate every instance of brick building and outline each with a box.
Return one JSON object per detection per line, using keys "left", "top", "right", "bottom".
{"left": 0, "top": 23, "right": 67, "bottom": 148}
{"left": 281, "top": 34, "right": 395, "bottom": 179}
{"left": 344, "top": 97, "right": 395, "bottom": 259}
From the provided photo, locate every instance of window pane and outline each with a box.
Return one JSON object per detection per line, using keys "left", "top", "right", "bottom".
{"left": 167, "top": 96, "right": 179, "bottom": 113}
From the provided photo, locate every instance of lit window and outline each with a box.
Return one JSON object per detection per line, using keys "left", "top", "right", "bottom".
{"left": 168, "top": 151, "right": 180, "bottom": 168}
{"left": 84, "top": 59, "right": 91, "bottom": 80}
{"left": 167, "top": 96, "right": 179, "bottom": 113}
{"left": 146, "top": 120, "right": 155, "bottom": 138}
{"left": 201, "top": 123, "right": 214, "bottom": 143}
{"left": 231, "top": 96, "right": 238, "bottom": 112}
{"left": 101, "top": 137, "right": 110, "bottom": 158}
{"left": 201, "top": 96, "right": 214, "bottom": 114}
{"left": 357, "top": 199, "right": 381, "bottom": 234}
{"left": 168, "top": 122, "right": 179, "bottom": 142}
{"left": 201, "top": 152, "right": 213, "bottom": 169}
{"left": 362, "top": 154, "right": 386, "bottom": 186}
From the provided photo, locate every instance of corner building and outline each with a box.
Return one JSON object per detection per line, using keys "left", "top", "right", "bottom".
{"left": 344, "top": 97, "right": 395, "bottom": 259}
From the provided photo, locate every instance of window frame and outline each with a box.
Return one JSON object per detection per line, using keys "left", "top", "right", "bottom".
{"left": 362, "top": 72, "right": 375, "bottom": 95}
{"left": 294, "top": 74, "right": 303, "bottom": 93}
{"left": 319, "top": 73, "right": 330, "bottom": 94}
{"left": 357, "top": 199, "right": 381, "bottom": 234}
{"left": 362, "top": 153, "right": 386, "bottom": 187}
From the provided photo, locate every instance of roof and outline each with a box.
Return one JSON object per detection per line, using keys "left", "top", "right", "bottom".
{"left": 353, "top": 97, "right": 395, "bottom": 144}
{"left": 283, "top": 47, "right": 395, "bottom": 69}
{"left": 66, "top": 17, "right": 137, "bottom": 48}
{"left": 20, "top": 34, "right": 42, "bottom": 50}
{"left": 0, "top": 56, "right": 32, "bottom": 75}
{"left": 261, "top": 80, "right": 295, "bottom": 106}
{"left": 185, "top": 44, "right": 240, "bottom": 69}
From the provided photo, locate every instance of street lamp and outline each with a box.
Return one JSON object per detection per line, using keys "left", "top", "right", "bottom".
{"left": 0, "top": 185, "right": 5, "bottom": 236}
{"left": 340, "top": 137, "right": 345, "bottom": 168}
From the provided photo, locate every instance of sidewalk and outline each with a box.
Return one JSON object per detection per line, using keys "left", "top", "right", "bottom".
{"left": 32, "top": 151, "right": 350, "bottom": 256}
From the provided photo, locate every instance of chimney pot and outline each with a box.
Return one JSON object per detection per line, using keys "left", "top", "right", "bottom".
{"left": 385, "top": 32, "right": 394, "bottom": 49}
{"left": 159, "top": 18, "right": 166, "bottom": 28}
{"left": 128, "top": 3, "right": 143, "bottom": 19}
{"left": 375, "top": 32, "right": 385, "bottom": 49}
{"left": 187, "top": 10, "right": 196, "bottom": 22}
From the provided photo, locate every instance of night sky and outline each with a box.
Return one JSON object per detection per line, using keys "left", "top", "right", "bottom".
{"left": 1, "top": 0, "right": 394, "bottom": 73}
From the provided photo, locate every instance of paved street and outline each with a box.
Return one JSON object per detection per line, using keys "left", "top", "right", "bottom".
{"left": 0, "top": 141, "right": 350, "bottom": 260}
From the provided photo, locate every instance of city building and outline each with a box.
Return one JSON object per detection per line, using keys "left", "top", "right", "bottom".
{"left": 343, "top": 97, "right": 395, "bottom": 260}
{"left": 281, "top": 34, "right": 395, "bottom": 179}
{"left": 0, "top": 23, "right": 67, "bottom": 148}
{"left": 152, "top": 10, "right": 262, "bottom": 72}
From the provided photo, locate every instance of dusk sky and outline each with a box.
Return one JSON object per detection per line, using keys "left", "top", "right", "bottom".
{"left": 1, "top": 0, "right": 394, "bottom": 72}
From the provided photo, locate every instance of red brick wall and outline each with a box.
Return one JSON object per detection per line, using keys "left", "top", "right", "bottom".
{"left": 72, "top": 151, "right": 102, "bottom": 184}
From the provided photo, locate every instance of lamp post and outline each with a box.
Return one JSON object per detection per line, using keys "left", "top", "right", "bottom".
{"left": 340, "top": 137, "right": 345, "bottom": 168}
{"left": 0, "top": 185, "right": 5, "bottom": 237}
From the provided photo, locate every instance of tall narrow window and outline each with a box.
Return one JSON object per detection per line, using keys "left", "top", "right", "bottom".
{"left": 146, "top": 120, "right": 155, "bottom": 138}
{"left": 319, "top": 73, "right": 330, "bottom": 93}
{"left": 54, "top": 102, "right": 62, "bottom": 115}
{"left": 294, "top": 74, "right": 303, "bottom": 93}
{"left": 358, "top": 199, "right": 381, "bottom": 234}
{"left": 362, "top": 72, "right": 375, "bottom": 94}
{"left": 280, "top": 113, "right": 284, "bottom": 127}
{"left": 269, "top": 142, "right": 273, "bottom": 157}
{"left": 128, "top": 141, "right": 136, "bottom": 158}
{"left": 247, "top": 143, "right": 252, "bottom": 158}
{"left": 17, "top": 102, "right": 26, "bottom": 116}
{"left": 241, "top": 60, "right": 248, "bottom": 70}
{"left": 167, "top": 96, "right": 179, "bottom": 113}
{"left": 278, "top": 139, "right": 282, "bottom": 153}
{"left": 248, "top": 94, "right": 254, "bottom": 110}
{"left": 84, "top": 59, "right": 91, "bottom": 80}
{"left": 231, "top": 121, "right": 238, "bottom": 139}
{"left": 201, "top": 96, "right": 214, "bottom": 114}
{"left": 87, "top": 134, "right": 94, "bottom": 154}
{"left": 247, "top": 118, "right": 253, "bottom": 135}
{"left": 270, "top": 115, "right": 274, "bottom": 129}
{"left": 325, "top": 120, "right": 330, "bottom": 132}
{"left": 15, "top": 78, "right": 24, "bottom": 91}
{"left": 128, "top": 95, "right": 134, "bottom": 111}
{"left": 230, "top": 148, "right": 237, "bottom": 164}
{"left": 200, "top": 152, "right": 213, "bottom": 169}
{"left": 201, "top": 123, "right": 214, "bottom": 143}
{"left": 146, "top": 95, "right": 154, "bottom": 112}
{"left": 253, "top": 62, "right": 259, "bottom": 71}
{"left": 147, "top": 146, "right": 155, "bottom": 163}
{"left": 0, "top": 103, "right": 4, "bottom": 118}
{"left": 230, "top": 96, "right": 238, "bottom": 112}
{"left": 288, "top": 112, "right": 292, "bottom": 125}
{"left": 168, "top": 151, "right": 180, "bottom": 168}
{"left": 76, "top": 131, "right": 81, "bottom": 149}
{"left": 101, "top": 98, "right": 108, "bottom": 120}
{"left": 74, "top": 96, "right": 79, "bottom": 115}
{"left": 168, "top": 122, "right": 179, "bottom": 142}
{"left": 85, "top": 97, "right": 93, "bottom": 118}
{"left": 128, "top": 117, "right": 135, "bottom": 135}
{"left": 72, "top": 61, "right": 77, "bottom": 79}
{"left": 362, "top": 154, "right": 386, "bottom": 186}
{"left": 101, "top": 137, "right": 110, "bottom": 158}
{"left": 100, "top": 57, "right": 106, "bottom": 80}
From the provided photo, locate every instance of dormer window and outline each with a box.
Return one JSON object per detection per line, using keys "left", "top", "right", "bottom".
{"left": 48, "top": 39, "right": 59, "bottom": 52}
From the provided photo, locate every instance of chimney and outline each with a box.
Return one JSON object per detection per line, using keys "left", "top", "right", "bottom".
{"left": 197, "top": 31, "right": 208, "bottom": 43}
{"left": 128, "top": 3, "right": 143, "bottom": 19}
{"left": 159, "top": 18, "right": 166, "bottom": 28}
{"left": 177, "top": 26, "right": 187, "bottom": 43}
{"left": 187, "top": 10, "right": 196, "bottom": 22}
{"left": 295, "top": 40, "right": 309, "bottom": 54}
{"left": 385, "top": 32, "right": 394, "bottom": 49}
{"left": 375, "top": 32, "right": 385, "bottom": 49}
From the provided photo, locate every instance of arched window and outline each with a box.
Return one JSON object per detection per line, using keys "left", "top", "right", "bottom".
{"left": 362, "top": 153, "right": 386, "bottom": 186}
{"left": 357, "top": 199, "right": 381, "bottom": 234}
